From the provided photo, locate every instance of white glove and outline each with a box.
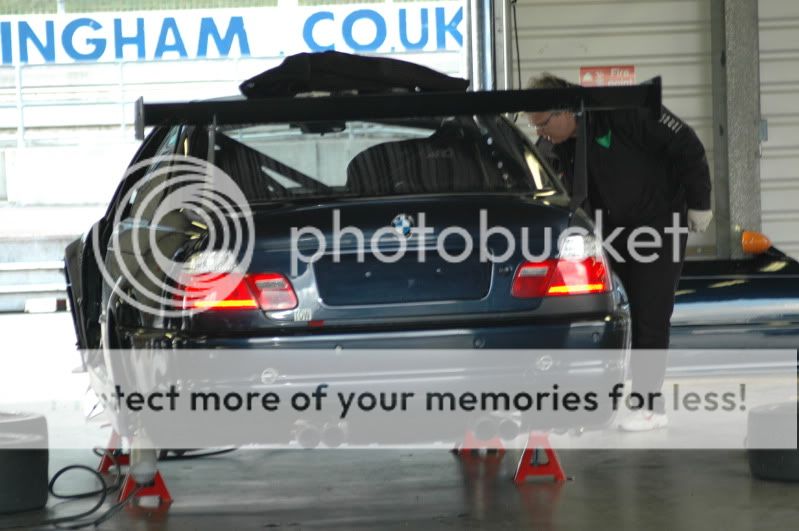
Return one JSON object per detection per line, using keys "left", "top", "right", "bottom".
{"left": 687, "top": 209, "right": 713, "bottom": 232}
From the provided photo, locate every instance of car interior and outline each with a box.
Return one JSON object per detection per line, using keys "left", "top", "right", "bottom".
{"left": 209, "top": 118, "right": 543, "bottom": 201}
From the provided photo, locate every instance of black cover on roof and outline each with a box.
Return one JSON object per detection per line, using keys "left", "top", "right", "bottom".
{"left": 239, "top": 51, "right": 469, "bottom": 98}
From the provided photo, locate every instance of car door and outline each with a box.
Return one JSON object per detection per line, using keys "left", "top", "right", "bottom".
{"left": 66, "top": 126, "right": 173, "bottom": 351}
{"left": 670, "top": 252, "right": 799, "bottom": 373}
{"left": 99, "top": 126, "right": 189, "bottom": 335}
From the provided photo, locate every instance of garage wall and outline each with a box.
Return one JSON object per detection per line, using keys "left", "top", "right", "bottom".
{"left": 759, "top": 0, "right": 799, "bottom": 258}
{"left": 512, "top": 0, "right": 716, "bottom": 255}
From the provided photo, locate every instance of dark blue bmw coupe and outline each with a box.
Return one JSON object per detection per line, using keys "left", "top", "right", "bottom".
{"left": 64, "top": 52, "right": 681, "bottom": 445}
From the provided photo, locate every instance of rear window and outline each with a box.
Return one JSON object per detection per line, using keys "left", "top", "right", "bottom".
{"left": 202, "top": 116, "right": 555, "bottom": 202}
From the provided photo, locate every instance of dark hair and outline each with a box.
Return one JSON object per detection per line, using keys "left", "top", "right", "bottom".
{"left": 526, "top": 73, "right": 575, "bottom": 90}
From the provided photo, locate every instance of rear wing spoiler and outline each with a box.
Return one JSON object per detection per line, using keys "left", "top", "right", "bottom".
{"left": 134, "top": 77, "right": 662, "bottom": 210}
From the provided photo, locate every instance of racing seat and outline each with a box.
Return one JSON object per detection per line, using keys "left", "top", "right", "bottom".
{"left": 345, "top": 124, "right": 487, "bottom": 196}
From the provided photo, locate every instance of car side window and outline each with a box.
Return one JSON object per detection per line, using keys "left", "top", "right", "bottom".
{"left": 491, "top": 117, "right": 560, "bottom": 192}
{"left": 123, "top": 126, "right": 182, "bottom": 222}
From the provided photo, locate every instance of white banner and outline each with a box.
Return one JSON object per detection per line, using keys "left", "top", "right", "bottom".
{"left": 1, "top": 349, "right": 796, "bottom": 450}
{"left": 0, "top": 2, "right": 463, "bottom": 65}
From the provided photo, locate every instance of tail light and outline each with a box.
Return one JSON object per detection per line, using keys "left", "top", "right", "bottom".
{"left": 246, "top": 273, "right": 298, "bottom": 310}
{"left": 180, "top": 272, "right": 258, "bottom": 310}
{"left": 178, "top": 272, "right": 297, "bottom": 312}
{"left": 512, "top": 235, "right": 611, "bottom": 298}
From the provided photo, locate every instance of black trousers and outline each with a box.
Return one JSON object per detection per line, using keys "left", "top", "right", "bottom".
{"left": 605, "top": 211, "right": 688, "bottom": 413}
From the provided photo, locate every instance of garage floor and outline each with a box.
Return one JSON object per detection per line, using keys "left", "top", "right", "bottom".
{"left": 0, "top": 447, "right": 797, "bottom": 530}
{"left": 2, "top": 314, "right": 798, "bottom": 530}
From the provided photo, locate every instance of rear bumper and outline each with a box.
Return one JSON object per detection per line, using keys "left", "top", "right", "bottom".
{"left": 182, "top": 314, "right": 630, "bottom": 350}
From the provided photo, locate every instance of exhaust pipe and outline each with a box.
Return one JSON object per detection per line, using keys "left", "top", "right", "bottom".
{"left": 321, "top": 422, "right": 347, "bottom": 448}
{"left": 498, "top": 417, "right": 521, "bottom": 441}
{"left": 294, "top": 420, "right": 321, "bottom": 449}
{"left": 472, "top": 416, "right": 499, "bottom": 441}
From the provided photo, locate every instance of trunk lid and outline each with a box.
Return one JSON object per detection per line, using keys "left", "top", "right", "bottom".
{"left": 242, "top": 194, "right": 578, "bottom": 323}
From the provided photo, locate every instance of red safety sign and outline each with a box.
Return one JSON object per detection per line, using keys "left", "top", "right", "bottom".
{"left": 579, "top": 65, "right": 636, "bottom": 87}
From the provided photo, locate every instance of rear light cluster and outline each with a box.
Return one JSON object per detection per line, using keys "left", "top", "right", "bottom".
{"left": 178, "top": 272, "right": 298, "bottom": 312}
{"left": 176, "top": 250, "right": 298, "bottom": 312}
{"left": 511, "top": 235, "right": 611, "bottom": 298}
{"left": 179, "top": 272, "right": 298, "bottom": 311}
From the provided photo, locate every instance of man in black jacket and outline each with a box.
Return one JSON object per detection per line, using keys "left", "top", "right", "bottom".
{"left": 528, "top": 73, "right": 713, "bottom": 431}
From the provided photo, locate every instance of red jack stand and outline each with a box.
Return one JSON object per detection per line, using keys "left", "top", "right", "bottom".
{"left": 97, "top": 431, "right": 130, "bottom": 473}
{"left": 119, "top": 470, "right": 173, "bottom": 505}
{"left": 453, "top": 430, "right": 506, "bottom": 459}
{"left": 513, "top": 432, "right": 567, "bottom": 484}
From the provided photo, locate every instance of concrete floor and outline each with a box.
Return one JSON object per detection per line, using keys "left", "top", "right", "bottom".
{"left": 2, "top": 313, "right": 798, "bottom": 530}
{"left": 2, "top": 447, "right": 799, "bottom": 530}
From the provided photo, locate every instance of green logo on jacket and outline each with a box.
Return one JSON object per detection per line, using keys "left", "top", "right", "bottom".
{"left": 596, "top": 130, "right": 612, "bottom": 148}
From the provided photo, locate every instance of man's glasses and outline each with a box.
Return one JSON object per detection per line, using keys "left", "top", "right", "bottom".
{"left": 530, "top": 112, "right": 559, "bottom": 131}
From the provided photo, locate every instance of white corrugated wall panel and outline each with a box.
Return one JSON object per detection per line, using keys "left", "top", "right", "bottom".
{"left": 513, "top": 0, "right": 716, "bottom": 253}
{"left": 759, "top": 0, "right": 799, "bottom": 258}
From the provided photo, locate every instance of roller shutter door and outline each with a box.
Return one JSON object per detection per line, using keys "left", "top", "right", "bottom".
{"left": 759, "top": 0, "right": 799, "bottom": 258}
{"left": 513, "top": 0, "right": 716, "bottom": 255}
